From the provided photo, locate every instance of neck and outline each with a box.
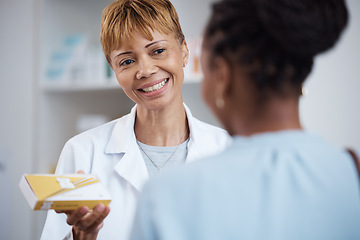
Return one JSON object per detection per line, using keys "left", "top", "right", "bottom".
{"left": 135, "top": 101, "right": 188, "bottom": 146}
{"left": 226, "top": 97, "right": 302, "bottom": 136}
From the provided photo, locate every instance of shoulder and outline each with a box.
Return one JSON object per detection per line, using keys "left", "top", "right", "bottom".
{"left": 141, "top": 133, "right": 360, "bottom": 205}
{"left": 57, "top": 118, "right": 120, "bottom": 169}
{"left": 189, "top": 117, "right": 231, "bottom": 148}
{"left": 56, "top": 113, "right": 133, "bottom": 174}
{"left": 184, "top": 102, "right": 229, "bottom": 138}
{"left": 64, "top": 111, "right": 133, "bottom": 151}
{"left": 65, "top": 118, "right": 118, "bottom": 148}
{"left": 192, "top": 117, "right": 227, "bottom": 134}
{"left": 186, "top": 108, "right": 230, "bottom": 139}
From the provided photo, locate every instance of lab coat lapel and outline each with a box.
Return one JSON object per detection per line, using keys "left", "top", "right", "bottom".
{"left": 183, "top": 103, "right": 229, "bottom": 163}
{"left": 113, "top": 141, "right": 149, "bottom": 192}
{"left": 105, "top": 105, "right": 149, "bottom": 192}
{"left": 184, "top": 104, "right": 203, "bottom": 163}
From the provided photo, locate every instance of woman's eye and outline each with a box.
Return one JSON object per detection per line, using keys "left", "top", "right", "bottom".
{"left": 154, "top": 49, "right": 165, "bottom": 55}
{"left": 120, "top": 59, "right": 134, "bottom": 66}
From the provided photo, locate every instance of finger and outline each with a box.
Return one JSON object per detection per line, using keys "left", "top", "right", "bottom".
{"left": 85, "top": 221, "right": 105, "bottom": 237}
{"left": 75, "top": 204, "right": 109, "bottom": 231}
{"left": 55, "top": 209, "right": 73, "bottom": 215}
{"left": 85, "top": 206, "right": 111, "bottom": 233}
{"left": 66, "top": 206, "right": 89, "bottom": 226}
{"left": 77, "top": 170, "right": 85, "bottom": 174}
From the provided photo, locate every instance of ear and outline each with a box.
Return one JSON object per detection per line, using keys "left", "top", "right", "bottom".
{"left": 213, "top": 57, "right": 231, "bottom": 102}
{"left": 181, "top": 40, "right": 189, "bottom": 67}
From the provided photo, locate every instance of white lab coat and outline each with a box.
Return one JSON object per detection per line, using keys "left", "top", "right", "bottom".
{"left": 40, "top": 103, "right": 231, "bottom": 240}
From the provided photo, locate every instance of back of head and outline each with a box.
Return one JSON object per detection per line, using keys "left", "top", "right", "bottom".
{"left": 100, "top": 0, "right": 184, "bottom": 64}
{"left": 204, "top": 0, "right": 348, "bottom": 97}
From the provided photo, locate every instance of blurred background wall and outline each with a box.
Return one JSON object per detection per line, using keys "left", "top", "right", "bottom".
{"left": 0, "top": 0, "right": 359, "bottom": 239}
{"left": 0, "top": 0, "right": 36, "bottom": 239}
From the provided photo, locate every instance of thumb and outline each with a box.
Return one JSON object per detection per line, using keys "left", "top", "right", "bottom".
{"left": 77, "top": 170, "right": 85, "bottom": 174}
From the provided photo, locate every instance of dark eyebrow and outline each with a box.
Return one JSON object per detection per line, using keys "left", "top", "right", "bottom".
{"left": 145, "top": 40, "right": 166, "bottom": 48}
{"left": 115, "top": 51, "right": 132, "bottom": 59}
{"left": 114, "top": 40, "right": 166, "bottom": 59}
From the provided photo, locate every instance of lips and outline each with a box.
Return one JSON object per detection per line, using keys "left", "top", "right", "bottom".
{"left": 140, "top": 78, "right": 169, "bottom": 93}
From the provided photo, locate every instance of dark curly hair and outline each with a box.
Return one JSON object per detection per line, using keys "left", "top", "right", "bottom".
{"left": 203, "top": 0, "right": 348, "bottom": 97}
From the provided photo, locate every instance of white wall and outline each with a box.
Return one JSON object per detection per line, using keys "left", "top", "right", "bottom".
{"left": 0, "top": 0, "right": 37, "bottom": 239}
{"left": 178, "top": 0, "right": 360, "bottom": 150}
{"left": 300, "top": 0, "right": 360, "bottom": 149}
{"left": 180, "top": 0, "right": 360, "bottom": 150}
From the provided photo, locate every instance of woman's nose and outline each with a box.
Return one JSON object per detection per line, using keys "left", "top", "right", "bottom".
{"left": 136, "top": 57, "right": 157, "bottom": 79}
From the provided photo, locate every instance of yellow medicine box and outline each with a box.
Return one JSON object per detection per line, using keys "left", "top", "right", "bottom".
{"left": 19, "top": 174, "right": 112, "bottom": 210}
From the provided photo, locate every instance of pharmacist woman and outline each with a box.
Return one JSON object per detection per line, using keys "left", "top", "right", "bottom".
{"left": 40, "top": 0, "right": 231, "bottom": 240}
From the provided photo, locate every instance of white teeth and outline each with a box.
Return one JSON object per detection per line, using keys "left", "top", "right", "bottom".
{"left": 142, "top": 79, "right": 168, "bottom": 93}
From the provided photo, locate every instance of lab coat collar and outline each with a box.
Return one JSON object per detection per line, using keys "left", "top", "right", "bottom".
{"left": 183, "top": 104, "right": 203, "bottom": 163}
{"left": 105, "top": 105, "right": 149, "bottom": 192}
{"left": 105, "top": 103, "right": 202, "bottom": 155}
{"left": 105, "top": 105, "right": 138, "bottom": 154}
{"left": 104, "top": 103, "right": 205, "bottom": 191}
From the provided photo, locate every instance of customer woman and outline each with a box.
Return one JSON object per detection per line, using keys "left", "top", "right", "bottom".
{"left": 131, "top": 0, "right": 360, "bottom": 239}
{"left": 40, "top": 0, "right": 230, "bottom": 239}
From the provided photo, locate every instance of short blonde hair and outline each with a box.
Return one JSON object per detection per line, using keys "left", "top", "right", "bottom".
{"left": 100, "top": 0, "right": 185, "bottom": 64}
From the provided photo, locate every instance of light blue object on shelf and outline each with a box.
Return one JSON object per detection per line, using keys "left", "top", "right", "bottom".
{"left": 46, "top": 34, "right": 88, "bottom": 84}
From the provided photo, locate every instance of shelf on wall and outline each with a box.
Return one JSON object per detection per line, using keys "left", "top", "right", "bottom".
{"left": 40, "top": 77, "right": 202, "bottom": 93}
{"left": 40, "top": 80, "right": 121, "bottom": 92}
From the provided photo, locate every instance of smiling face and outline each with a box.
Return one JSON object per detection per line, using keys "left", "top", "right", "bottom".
{"left": 109, "top": 30, "right": 188, "bottom": 111}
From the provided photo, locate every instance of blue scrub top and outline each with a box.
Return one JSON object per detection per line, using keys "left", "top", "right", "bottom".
{"left": 131, "top": 130, "right": 360, "bottom": 240}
